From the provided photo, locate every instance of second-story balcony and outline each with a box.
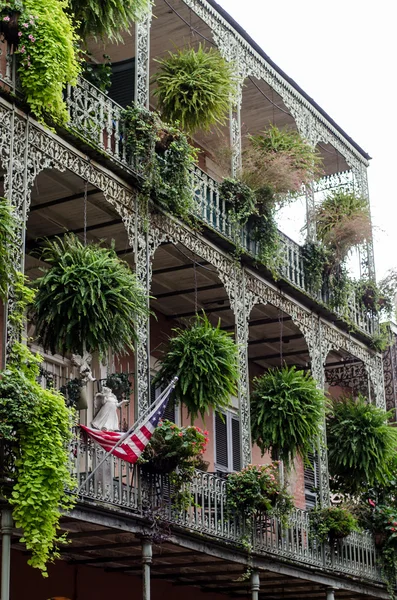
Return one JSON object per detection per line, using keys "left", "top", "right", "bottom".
{"left": 0, "top": 41, "right": 378, "bottom": 339}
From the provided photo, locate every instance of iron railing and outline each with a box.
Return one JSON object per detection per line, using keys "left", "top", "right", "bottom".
{"left": 0, "top": 40, "right": 377, "bottom": 336}
{"left": 72, "top": 435, "right": 382, "bottom": 584}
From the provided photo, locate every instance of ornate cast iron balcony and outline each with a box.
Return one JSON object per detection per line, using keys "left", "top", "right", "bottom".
{"left": 72, "top": 436, "right": 382, "bottom": 585}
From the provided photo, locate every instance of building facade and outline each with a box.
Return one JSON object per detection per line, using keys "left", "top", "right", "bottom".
{"left": 0, "top": 1, "right": 390, "bottom": 599}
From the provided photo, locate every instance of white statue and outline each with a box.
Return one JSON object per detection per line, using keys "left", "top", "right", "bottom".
{"left": 92, "top": 386, "right": 127, "bottom": 431}
{"left": 71, "top": 352, "right": 96, "bottom": 384}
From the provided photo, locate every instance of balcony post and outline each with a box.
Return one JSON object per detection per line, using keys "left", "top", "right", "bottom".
{"left": 250, "top": 570, "right": 260, "bottom": 600}
{"left": 326, "top": 589, "right": 335, "bottom": 600}
{"left": 229, "top": 83, "right": 242, "bottom": 178}
{"left": 305, "top": 186, "right": 316, "bottom": 243}
{"left": 142, "top": 537, "right": 152, "bottom": 600}
{"left": 1, "top": 507, "right": 12, "bottom": 600}
{"left": 134, "top": 6, "right": 152, "bottom": 108}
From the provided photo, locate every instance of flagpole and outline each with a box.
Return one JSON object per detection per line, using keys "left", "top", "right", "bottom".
{"left": 76, "top": 376, "right": 178, "bottom": 494}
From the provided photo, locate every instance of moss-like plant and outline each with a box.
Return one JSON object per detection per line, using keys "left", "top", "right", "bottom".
{"left": 154, "top": 313, "right": 238, "bottom": 421}
{"left": 242, "top": 126, "right": 322, "bottom": 198}
{"left": 327, "top": 394, "right": 397, "bottom": 494}
{"left": 310, "top": 507, "right": 359, "bottom": 544}
{"left": 31, "top": 234, "right": 151, "bottom": 357}
{"left": 123, "top": 104, "right": 198, "bottom": 221}
{"left": 69, "top": 0, "right": 150, "bottom": 42}
{"left": 315, "top": 191, "right": 371, "bottom": 262}
{"left": 0, "top": 197, "right": 17, "bottom": 301}
{"left": 250, "top": 365, "right": 325, "bottom": 468}
{"left": 0, "top": 0, "right": 81, "bottom": 123}
{"left": 152, "top": 45, "right": 236, "bottom": 135}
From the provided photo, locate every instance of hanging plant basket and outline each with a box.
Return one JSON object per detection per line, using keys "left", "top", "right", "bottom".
{"left": 250, "top": 365, "right": 325, "bottom": 468}
{"left": 31, "top": 234, "right": 151, "bottom": 358}
{"left": 152, "top": 44, "right": 236, "bottom": 135}
{"left": 153, "top": 313, "right": 238, "bottom": 421}
{"left": 0, "top": 10, "right": 20, "bottom": 47}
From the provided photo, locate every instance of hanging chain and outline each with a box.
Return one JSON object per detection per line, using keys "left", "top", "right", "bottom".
{"left": 83, "top": 180, "right": 88, "bottom": 246}
{"left": 279, "top": 309, "right": 283, "bottom": 366}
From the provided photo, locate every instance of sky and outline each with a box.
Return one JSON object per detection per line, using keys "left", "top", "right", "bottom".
{"left": 217, "top": 0, "right": 397, "bottom": 280}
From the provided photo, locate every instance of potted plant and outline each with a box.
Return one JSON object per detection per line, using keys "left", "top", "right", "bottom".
{"left": 153, "top": 313, "right": 238, "bottom": 421}
{"left": 250, "top": 366, "right": 325, "bottom": 468}
{"left": 31, "top": 234, "right": 151, "bottom": 358}
{"left": 152, "top": 44, "right": 236, "bottom": 135}
{"left": 327, "top": 394, "right": 397, "bottom": 495}
{"left": 69, "top": 0, "right": 150, "bottom": 42}
{"left": 104, "top": 372, "right": 132, "bottom": 400}
{"left": 139, "top": 419, "right": 209, "bottom": 474}
{"left": 225, "top": 463, "right": 293, "bottom": 522}
{"left": 310, "top": 507, "right": 358, "bottom": 544}
{"left": 315, "top": 191, "right": 371, "bottom": 263}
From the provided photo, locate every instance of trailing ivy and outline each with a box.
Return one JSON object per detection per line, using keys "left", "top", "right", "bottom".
{"left": 219, "top": 178, "right": 256, "bottom": 225}
{"left": 327, "top": 394, "right": 397, "bottom": 495}
{"left": 250, "top": 365, "right": 325, "bottom": 468}
{"left": 152, "top": 44, "right": 236, "bottom": 135}
{"left": 0, "top": 0, "right": 81, "bottom": 123}
{"left": 31, "top": 234, "right": 151, "bottom": 357}
{"left": 154, "top": 313, "right": 238, "bottom": 421}
{"left": 301, "top": 242, "right": 330, "bottom": 294}
{"left": 123, "top": 104, "right": 198, "bottom": 221}
{"left": 0, "top": 197, "right": 17, "bottom": 301}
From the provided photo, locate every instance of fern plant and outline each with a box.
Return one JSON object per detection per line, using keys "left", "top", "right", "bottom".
{"left": 315, "top": 191, "right": 371, "bottom": 262}
{"left": 154, "top": 313, "right": 238, "bottom": 421}
{"left": 31, "top": 234, "right": 151, "bottom": 357}
{"left": 250, "top": 366, "right": 325, "bottom": 468}
{"left": 327, "top": 394, "right": 397, "bottom": 494}
{"left": 0, "top": 197, "right": 17, "bottom": 301}
{"left": 69, "top": 0, "right": 151, "bottom": 42}
{"left": 152, "top": 45, "right": 236, "bottom": 135}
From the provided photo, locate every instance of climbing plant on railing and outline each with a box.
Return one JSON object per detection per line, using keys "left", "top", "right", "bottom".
{"left": 0, "top": 0, "right": 80, "bottom": 123}
{"left": 0, "top": 197, "right": 17, "bottom": 301}
{"left": 123, "top": 104, "right": 198, "bottom": 221}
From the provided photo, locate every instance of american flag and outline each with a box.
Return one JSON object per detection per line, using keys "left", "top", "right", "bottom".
{"left": 80, "top": 386, "right": 172, "bottom": 464}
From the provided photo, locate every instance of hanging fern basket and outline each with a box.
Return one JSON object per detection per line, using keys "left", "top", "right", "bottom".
{"left": 250, "top": 365, "right": 325, "bottom": 468}
{"left": 152, "top": 44, "right": 236, "bottom": 135}
{"left": 31, "top": 234, "right": 151, "bottom": 357}
{"left": 154, "top": 313, "right": 238, "bottom": 421}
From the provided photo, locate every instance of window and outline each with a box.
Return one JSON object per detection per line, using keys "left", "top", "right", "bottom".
{"left": 304, "top": 451, "right": 319, "bottom": 509}
{"left": 214, "top": 411, "right": 241, "bottom": 473}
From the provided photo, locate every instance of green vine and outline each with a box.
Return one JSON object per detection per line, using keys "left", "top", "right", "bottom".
{"left": 123, "top": 104, "right": 198, "bottom": 222}
{"left": 0, "top": 0, "right": 81, "bottom": 123}
{"left": 0, "top": 197, "right": 17, "bottom": 301}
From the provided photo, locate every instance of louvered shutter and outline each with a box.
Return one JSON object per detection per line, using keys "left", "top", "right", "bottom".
{"left": 108, "top": 58, "right": 135, "bottom": 108}
{"left": 304, "top": 450, "right": 319, "bottom": 509}
{"left": 231, "top": 417, "right": 241, "bottom": 472}
{"left": 215, "top": 412, "right": 228, "bottom": 470}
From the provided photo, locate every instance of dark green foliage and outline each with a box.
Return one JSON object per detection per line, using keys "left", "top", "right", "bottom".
{"left": 327, "top": 394, "right": 397, "bottom": 494}
{"left": 152, "top": 45, "right": 236, "bottom": 135}
{"left": 301, "top": 242, "right": 330, "bottom": 293}
{"left": 219, "top": 178, "right": 256, "bottom": 224}
{"left": 122, "top": 104, "right": 198, "bottom": 221}
{"left": 59, "top": 377, "right": 83, "bottom": 408}
{"left": 251, "top": 366, "right": 325, "bottom": 468}
{"left": 310, "top": 507, "right": 358, "bottom": 543}
{"left": 69, "top": 0, "right": 150, "bottom": 42}
{"left": 82, "top": 54, "right": 112, "bottom": 93}
{"left": 105, "top": 372, "right": 132, "bottom": 399}
{"left": 0, "top": 197, "right": 17, "bottom": 301}
{"left": 248, "top": 201, "right": 279, "bottom": 266}
{"left": 154, "top": 314, "right": 238, "bottom": 421}
{"left": 31, "top": 234, "right": 151, "bottom": 357}
{"left": 225, "top": 463, "right": 293, "bottom": 521}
